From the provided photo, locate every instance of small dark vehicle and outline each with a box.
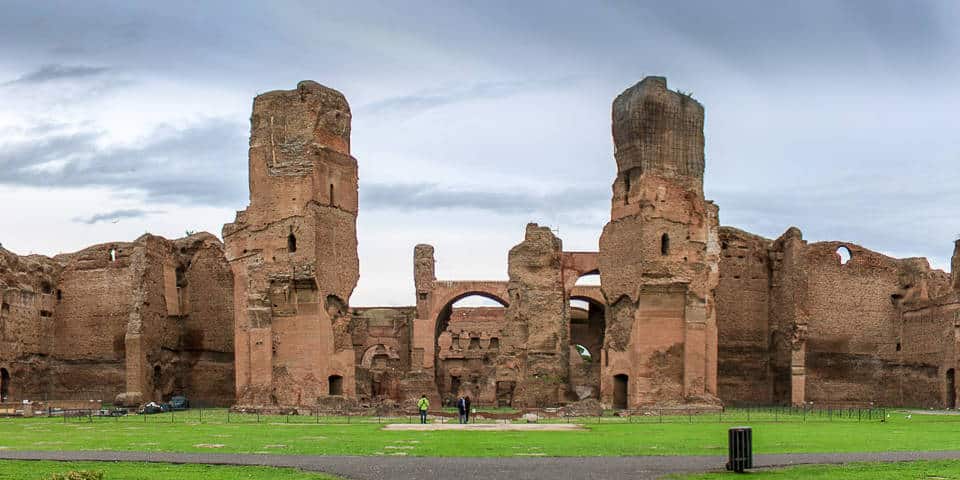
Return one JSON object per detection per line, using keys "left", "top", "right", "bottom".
{"left": 169, "top": 396, "right": 190, "bottom": 410}
{"left": 98, "top": 407, "right": 128, "bottom": 417}
{"left": 139, "top": 402, "right": 164, "bottom": 414}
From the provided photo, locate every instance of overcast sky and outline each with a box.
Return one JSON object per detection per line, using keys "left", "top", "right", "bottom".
{"left": 1, "top": 1, "right": 958, "bottom": 306}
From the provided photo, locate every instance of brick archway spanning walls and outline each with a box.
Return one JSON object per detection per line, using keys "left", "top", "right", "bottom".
{"left": 408, "top": 244, "right": 511, "bottom": 405}
{"left": 563, "top": 253, "right": 611, "bottom": 403}
{"left": 412, "top": 280, "right": 509, "bottom": 404}
{"left": 569, "top": 293, "right": 606, "bottom": 402}
{"left": 562, "top": 252, "right": 600, "bottom": 295}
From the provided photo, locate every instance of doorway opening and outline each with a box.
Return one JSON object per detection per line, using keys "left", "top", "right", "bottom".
{"left": 948, "top": 369, "right": 956, "bottom": 409}
{"left": 329, "top": 375, "right": 343, "bottom": 396}
{"left": 0, "top": 368, "right": 9, "bottom": 401}
{"left": 613, "top": 374, "right": 628, "bottom": 409}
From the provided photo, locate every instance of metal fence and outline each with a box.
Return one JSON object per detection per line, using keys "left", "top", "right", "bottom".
{"left": 29, "top": 405, "right": 895, "bottom": 425}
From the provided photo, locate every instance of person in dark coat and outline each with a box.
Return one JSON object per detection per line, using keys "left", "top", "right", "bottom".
{"left": 456, "top": 395, "right": 467, "bottom": 424}
{"left": 464, "top": 396, "right": 472, "bottom": 424}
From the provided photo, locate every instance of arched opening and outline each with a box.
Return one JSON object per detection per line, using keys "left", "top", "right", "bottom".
{"left": 613, "top": 374, "right": 628, "bottom": 409}
{"left": 434, "top": 292, "right": 508, "bottom": 406}
{"left": 329, "top": 184, "right": 335, "bottom": 205}
{"left": 0, "top": 368, "right": 10, "bottom": 401}
{"left": 329, "top": 375, "right": 343, "bottom": 396}
{"left": 358, "top": 343, "right": 402, "bottom": 400}
{"left": 661, "top": 233, "right": 670, "bottom": 256}
{"left": 574, "top": 344, "right": 592, "bottom": 362}
{"left": 836, "top": 246, "right": 852, "bottom": 265}
{"left": 948, "top": 369, "right": 956, "bottom": 409}
{"left": 40, "top": 281, "right": 52, "bottom": 295}
{"left": 287, "top": 232, "right": 297, "bottom": 253}
{"left": 569, "top": 296, "right": 606, "bottom": 401}
{"left": 109, "top": 248, "right": 117, "bottom": 262}
{"left": 574, "top": 272, "right": 601, "bottom": 286}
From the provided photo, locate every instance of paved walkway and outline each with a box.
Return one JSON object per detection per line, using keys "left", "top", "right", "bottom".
{"left": 3, "top": 450, "right": 960, "bottom": 479}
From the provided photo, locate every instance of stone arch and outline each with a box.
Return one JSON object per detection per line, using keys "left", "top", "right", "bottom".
{"left": 425, "top": 283, "right": 509, "bottom": 405}
{"left": 434, "top": 290, "right": 509, "bottom": 333}
{"left": 569, "top": 293, "right": 606, "bottom": 401}
{"left": 360, "top": 344, "right": 400, "bottom": 369}
{"left": 836, "top": 245, "right": 852, "bottom": 265}
{"left": 562, "top": 252, "right": 600, "bottom": 293}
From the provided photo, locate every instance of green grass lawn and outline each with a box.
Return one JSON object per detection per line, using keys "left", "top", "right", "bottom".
{"left": 0, "top": 409, "right": 957, "bottom": 457}
{"left": 675, "top": 460, "right": 960, "bottom": 479}
{"left": 0, "top": 460, "right": 340, "bottom": 480}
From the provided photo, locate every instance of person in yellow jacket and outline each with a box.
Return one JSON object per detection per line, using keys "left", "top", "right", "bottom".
{"left": 417, "top": 395, "right": 430, "bottom": 424}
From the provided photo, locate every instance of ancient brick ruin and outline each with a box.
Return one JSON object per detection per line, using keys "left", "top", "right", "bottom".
{"left": 0, "top": 234, "right": 234, "bottom": 406}
{"left": 1, "top": 76, "right": 958, "bottom": 410}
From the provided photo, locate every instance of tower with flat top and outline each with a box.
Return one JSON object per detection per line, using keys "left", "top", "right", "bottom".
{"left": 223, "top": 81, "right": 360, "bottom": 406}
{"left": 598, "top": 76, "right": 720, "bottom": 407}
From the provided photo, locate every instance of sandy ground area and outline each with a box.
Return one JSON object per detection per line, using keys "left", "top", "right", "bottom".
{"left": 382, "top": 423, "right": 586, "bottom": 431}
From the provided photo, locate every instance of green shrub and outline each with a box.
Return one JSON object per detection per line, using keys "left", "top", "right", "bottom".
{"left": 44, "top": 471, "right": 105, "bottom": 480}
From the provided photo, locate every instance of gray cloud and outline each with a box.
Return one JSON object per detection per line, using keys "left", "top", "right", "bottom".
{"left": 0, "top": 119, "right": 248, "bottom": 207}
{"left": 0, "top": 0, "right": 957, "bottom": 304}
{"left": 4, "top": 64, "right": 110, "bottom": 86}
{"left": 713, "top": 172, "right": 960, "bottom": 268}
{"left": 361, "top": 182, "right": 607, "bottom": 216}
{"left": 73, "top": 208, "right": 164, "bottom": 224}
{"left": 358, "top": 78, "right": 581, "bottom": 117}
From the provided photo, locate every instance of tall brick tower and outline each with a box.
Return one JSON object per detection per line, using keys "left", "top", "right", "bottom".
{"left": 598, "top": 76, "right": 720, "bottom": 407}
{"left": 223, "top": 81, "right": 360, "bottom": 406}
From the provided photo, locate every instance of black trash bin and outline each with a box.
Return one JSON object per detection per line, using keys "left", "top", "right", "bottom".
{"left": 726, "top": 426, "right": 753, "bottom": 473}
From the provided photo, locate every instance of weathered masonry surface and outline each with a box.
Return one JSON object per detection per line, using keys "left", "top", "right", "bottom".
{"left": 2, "top": 76, "right": 956, "bottom": 409}
{"left": 0, "top": 234, "right": 234, "bottom": 405}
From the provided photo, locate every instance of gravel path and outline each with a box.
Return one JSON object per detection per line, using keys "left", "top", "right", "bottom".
{"left": 3, "top": 450, "right": 960, "bottom": 479}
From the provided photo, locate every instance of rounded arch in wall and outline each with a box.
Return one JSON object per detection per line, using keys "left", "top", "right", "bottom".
{"left": 836, "top": 246, "right": 852, "bottom": 265}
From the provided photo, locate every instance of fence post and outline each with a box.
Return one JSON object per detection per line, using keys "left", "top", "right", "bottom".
{"left": 227, "top": 409, "right": 231, "bottom": 423}
{"left": 257, "top": 411, "right": 260, "bottom": 424}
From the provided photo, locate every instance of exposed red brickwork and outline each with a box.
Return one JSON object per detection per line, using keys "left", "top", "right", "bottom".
{"left": 3, "top": 76, "right": 956, "bottom": 410}
{"left": 0, "top": 234, "right": 234, "bottom": 405}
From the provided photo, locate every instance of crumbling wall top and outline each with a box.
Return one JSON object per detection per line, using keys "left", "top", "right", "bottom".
{"left": 612, "top": 75, "right": 704, "bottom": 182}
{"left": 952, "top": 239, "right": 960, "bottom": 291}
{"left": 251, "top": 80, "right": 352, "bottom": 158}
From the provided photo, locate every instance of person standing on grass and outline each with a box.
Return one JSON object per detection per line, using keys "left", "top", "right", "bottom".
{"left": 464, "top": 395, "right": 472, "bottom": 424}
{"left": 418, "top": 394, "right": 430, "bottom": 424}
{"left": 457, "top": 395, "right": 467, "bottom": 424}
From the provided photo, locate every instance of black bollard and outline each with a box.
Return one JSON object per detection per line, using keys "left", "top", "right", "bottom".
{"left": 726, "top": 426, "right": 753, "bottom": 473}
